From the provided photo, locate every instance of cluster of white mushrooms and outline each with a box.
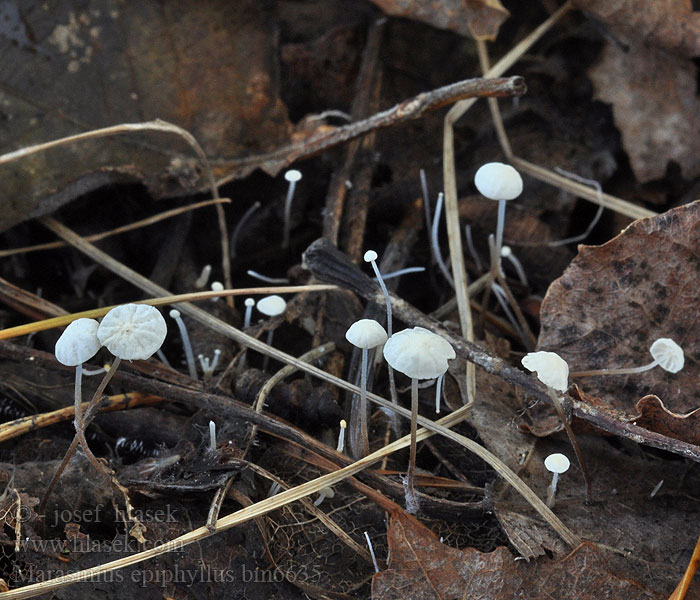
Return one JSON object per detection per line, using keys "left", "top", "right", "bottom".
{"left": 522, "top": 337, "right": 685, "bottom": 507}
{"left": 345, "top": 250, "right": 456, "bottom": 511}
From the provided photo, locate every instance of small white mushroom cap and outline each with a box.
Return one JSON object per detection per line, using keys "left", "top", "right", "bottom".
{"left": 211, "top": 281, "right": 224, "bottom": 292}
{"left": 522, "top": 351, "right": 569, "bottom": 393}
{"left": 500, "top": 245, "right": 512, "bottom": 258}
{"left": 650, "top": 338, "right": 684, "bottom": 373}
{"left": 544, "top": 453, "right": 570, "bottom": 474}
{"left": 345, "top": 319, "right": 388, "bottom": 349}
{"left": 474, "top": 162, "right": 523, "bottom": 201}
{"left": 383, "top": 326, "right": 455, "bottom": 380}
{"left": 257, "top": 295, "right": 287, "bottom": 317}
{"left": 97, "top": 304, "right": 167, "bottom": 360}
{"left": 244, "top": 298, "right": 255, "bottom": 308}
{"left": 364, "top": 250, "right": 378, "bottom": 263}
{"left": 55, "top": 318, "right": 102, "bottom": 366}
{"left": 285, "top": 169, "right": 302, "bottom": 183}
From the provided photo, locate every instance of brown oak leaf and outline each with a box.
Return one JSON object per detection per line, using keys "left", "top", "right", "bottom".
{"left": 538, "top": 200, "right": 700, "bottom": 416}
{"left": 372, "top": 510, "right": 662, "bottom": 599}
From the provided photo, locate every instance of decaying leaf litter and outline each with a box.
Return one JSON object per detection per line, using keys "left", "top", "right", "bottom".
{"left": 1, "top": 1, "right": 700, "bottom": 598}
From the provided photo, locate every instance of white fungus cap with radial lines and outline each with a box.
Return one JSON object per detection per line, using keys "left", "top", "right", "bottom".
{"left": 257, "top": 295, "right": 287, "bottom": 317}
{"left": 650, "top": 338, "right": 684, "bottom": 373}
{"left": 544, "top": 453, "right": 571, "bottom": 474}
{"left": 345, "top": 319, "right": 388, "bottom": 349}
{"left": 474, "top": 162, "right": 523, "bottom": 201}
{"left": 97, "top": 304, "right": 167, "bottom": 360}
{"left": 55, "top": 318, "right": 102, "bottom": 366}
{"left": 383, "top": 327, "right": 455, "bottom": 380}
{"left": 521, "top": 351, "right": 569, "bottom": 393}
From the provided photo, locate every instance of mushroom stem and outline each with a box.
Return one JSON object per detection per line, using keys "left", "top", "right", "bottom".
{"left": 240, "top": 299, "right": 255, "bottom": 370}
{"left": 570, "top": 360, "right": 658, "bottom": 377}
{"left": 42, "top": 357, "right": 123, "bottom": 514}
{"left": 407, "top": 377, "right": 419, "bottom": 508}
{"left": 170, "top": 309, "right": 197, "bottom": 379}
{"left": 431, "top": 192, "right": 455, "bottom": 287}
{"left": 73, "top": 363, "right": 84, "bottom": 430}
{"left": 495, "top": 198, "right": 507, "bottom": 256}
{"left": 435, "top": 374, "right": 444, "bottom": 414}
{"left": 464, "top": 224, "right": 484, "bottom": 272}
{"left": 230, "top": 201, "right": 260, "bottom": 259}
{"left": 546, "top": 472, "right": 560, "bottom": 508}
{"left": 366, "top": 257, "right": 393, "bottom": 336}
{"left": 282, "top": 179, "right": 298, "bottom": 249}
{"left": 365, "top": 251, "right": 399, "bottom": 411}
{"left": 209, "top": 420, "right": 216, "bottom": 452}
{"left": 336, "top": 419, "right": 347, "bottom": 453}
{"left": 358, "top": 348, "right": 370, "bottom": 458}
{"left": 546, "top": 387, "right": 593, "bottom": 504}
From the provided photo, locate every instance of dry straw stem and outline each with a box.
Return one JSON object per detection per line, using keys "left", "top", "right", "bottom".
{"left": 509, "top": 157, "right": 657, "bottom": 220}
{"left": 0, "top": 119, "right": 234, "bottom": 305}
{"left": 0, "top": 282, "right": 337, "bottom": 340}
{"left": 0, "top": 198, "right": 230, "bottom": 258}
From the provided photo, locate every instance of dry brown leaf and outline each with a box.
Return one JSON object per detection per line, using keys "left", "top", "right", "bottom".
{"left": 493, "top": 508, "right": 567, "bottom": 560}
{"left": 573, "top": 0, "right": 700, "bottom": 57}
{"left": 588, "top": 41, "right": 700, "bottom": 183}
{"left": 538, "top": 200, "right": 700, "bottom": 417}
{"left": 0, "top": 1, "right": 292, "bottom": 231}
{"left": 372, "top": 510, "right": 663, "bottom": 599}
{"left": 365, "top": 0, "right": 509, "bottom": 40}
{"left": 633, "top": 395, "right": 700, "bottom": 445}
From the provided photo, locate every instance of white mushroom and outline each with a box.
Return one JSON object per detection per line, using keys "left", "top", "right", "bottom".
{"left": 55, "top": 318, "right": 102, "bottom": 367}
{"left": 570, "top": 337, "right": 685, "bottom": 377}
{"left": 383, "top": 326, "right": 455, "bottom": 511}
{"left": 97, "top": 303, "right": 167, "bottom": 361}
{"left": 282, "top": 169, "right": 302, "bottom": 249}
{"left": 55, "top": 318, "right": 102, "bottom": 430}
{"left": 257, "top": 295, "right": 287, "bottom": 370}
{"left": 346, "top": 319, "right": 388, "bottom": 457}
{"left": 544, "top": 453, "right": 570, "bottom": 508}
{"left": 257, "top": 295, "right": 287, "bottom": 317}
{"left": 474, "top": 162, "right": 523, "bottom": 258}
{"left": 521, "top": 351, "right": 569, "bottom": 393}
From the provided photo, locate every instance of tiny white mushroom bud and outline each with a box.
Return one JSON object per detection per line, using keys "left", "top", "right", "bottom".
{"left": 284, "top": 169, "right": 302, "bottom": 183}
{"left": 257, "top": 295, "right": 287, "bottom": 317}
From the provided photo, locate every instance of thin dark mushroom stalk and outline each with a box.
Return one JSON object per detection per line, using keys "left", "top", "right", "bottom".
{"left": 345, "top": 319, "right": 388, "bottom": 458}
{"left": 522, "top": 350, "right": 592, "bottom": 504}
{"left": 384, "top": 326, "right": 455, "bottom": 513}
